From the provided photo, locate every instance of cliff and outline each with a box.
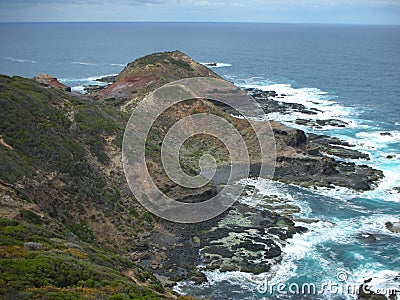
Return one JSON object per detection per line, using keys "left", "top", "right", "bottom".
{"left": 0, "top": 74, "right": 193, "bottom": 299}
{"left": 96, "top": 50, "right": 222, "bottom": 111}
{"left": 0, "top": 51, "right": 384, "bottom": 298}
{"left": 33, "top": 73, "right": 71, "bottom": 92}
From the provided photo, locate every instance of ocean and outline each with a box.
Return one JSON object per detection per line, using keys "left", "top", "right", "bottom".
{"left": 1, "top": 22, "right": 399, "bottom": 299}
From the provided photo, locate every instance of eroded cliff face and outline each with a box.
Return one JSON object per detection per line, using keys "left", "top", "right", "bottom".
{"left": 93, "top": 50, "right": 382, "bottom": 192}
{"left": 0, "top": 75, "right": 194, "bottom": 299}
{"left": 96, "top": 50, "right": 222, "bottom": 111}
{"left": 33, "top": 73, "right": 71, "bottom": 92}
{"left": 0, "top": 51, "right": 384, "bottom": 295}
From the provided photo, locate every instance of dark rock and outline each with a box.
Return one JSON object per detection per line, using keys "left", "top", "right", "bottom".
{"left": 231, "top": 241, "right": 265, "bottom": 251}
{"left": 202, "top": 245, "right": 235, "bottom": 258}
{"left": 358, "top": 275, "right": 399, "bottom": 300}
{"left": 83, "top": 84, "right": 106, "bottom": 94}
{"left": 358, "top": 233, "right": 377, "bottom": 243}
{"left": 295, "top": 118, "right": 348, "bottom": 128}
{"left": 308, "top": 133, "right": 370, "bottom": 160}
{"left": 263, "top": 246, "right": 282, "bottom": 259}
{"left": 188, "top": 268, "right": 208, "bottom": 284}
{"left": 358, "top": 282, "right": 388, "bottom": 300}
{"left": 95, "top": 75, "right": 117, "bottom": 84}
{"left": 385, "top": 221, "right": 400, "bottom": 233}
{"left": 273, "top": 126, "right": 307, "bottom": 147}
{"left": 202, "top": 62, "right": 217, "bottom": 67}
{"left": 244, "top": 88, "right": 317, "bottom": 116}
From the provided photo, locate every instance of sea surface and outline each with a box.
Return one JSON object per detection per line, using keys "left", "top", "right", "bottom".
{"left": 1, "top": 22, "right": 399, "bottom": 299}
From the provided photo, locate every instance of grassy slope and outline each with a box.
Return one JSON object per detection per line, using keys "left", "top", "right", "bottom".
{"left": 0, "top": 74, "right": 195, "bottom": 299}
{"left": 0, "top": 218, "right": 170, "bottom": 300}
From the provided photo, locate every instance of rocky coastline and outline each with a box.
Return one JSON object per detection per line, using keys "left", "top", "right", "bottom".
{"left": 82, "top": 51, "right": 384, "bottom": 287}
{"left": 0, "top": 51, "right": 393, "bottom": 299}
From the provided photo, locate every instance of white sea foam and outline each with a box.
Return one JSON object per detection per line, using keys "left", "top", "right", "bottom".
{"left": 267, "top": 220, "right": 336, "bottom": 283}
{"left": 351, "top": 269, "right": 400, "bottom": 298}
{"left": 235, "top": 78, "right": 400, "bottom": 204}
{"left": 237, "top": 177, "right": 312, "bottom": 216}
{"left": 356, "top": 131, "right": 400, "bottom": 145}
{"left": 200, "top": 62, "right": 232, "bottom": 68}
{"left": 239, "top": 82, "right": 360, "bottom": 132}
{"left": 87, "top": 73, "right": 119, "bottom": 81}
{"left": 7, "top": 56, "right": 37, "bottom": 64}
{"left": 59, "top": 73, "right": 118, "bottom": 94}
{"left": 380, "top": 153, "right": 399, "bottom": 160}
{"left": 206, "top": 76, "right": 400, "bottom": 299}
{"left": 267, "top": 213, "right": 400, "bottom": 298}
{"left": 71, "top": 61, "right": 96, "bottom": 66}
{"left": 311, "top": 170, "right": 400, "bottom": 204}
{"left": 173, "top": 270, "right": 266, "bottom": 297}
{"left": 363, "top": 170, "right": 400, "bottom": 203}
{"left": 110, "top": 63, "right": 125, "bottom": 67}
{"left": 324, "top": 132, "right": 400, "bottom": 203}
{"left": 71, "top": 86, "right": 85, "bottom": 93}
{"left": 204, "top": 269, "right": 265, "bottom": 288}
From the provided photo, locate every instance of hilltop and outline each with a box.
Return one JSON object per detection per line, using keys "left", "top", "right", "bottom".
{"left": 0, "top": 51, "right": 384, "bottom": 298}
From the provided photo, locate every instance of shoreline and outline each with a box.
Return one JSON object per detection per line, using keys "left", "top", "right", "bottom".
{"left": 1, "top": 50, "right": 398, "bottom": 300}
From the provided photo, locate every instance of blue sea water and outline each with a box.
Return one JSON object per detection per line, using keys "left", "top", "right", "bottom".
{"left": 1, "top": 22, "right": 399, "bottom": 299}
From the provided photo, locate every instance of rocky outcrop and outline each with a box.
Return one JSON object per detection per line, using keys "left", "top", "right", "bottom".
{"left": 0, "top": 51, "right": 388, "bottom": 296}
{"left": 0, "top": 75, "right": 183, "bottom": 299}
{"left": 96, "top": 50, "right": 222, "bottom": 110}
{"left": 358, "top": 275, "right": 400, "bottom": 300}
{"left": 33, "top": 73, "right": 71, "bottom": 92}
{"left": 385, "top": 221, "right": 400, "bottom": 233}
{"left": 138, "top": 199, "right": 307, "bottom": 285}
{"left": 246, "top": 88, "right": 319, "bottom": 115}
{"left": 308, "top": 134, "right": 370, "bottom": 160}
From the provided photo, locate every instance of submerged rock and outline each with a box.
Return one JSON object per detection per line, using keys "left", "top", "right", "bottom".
{"left": 357, "top": 233, "right": 378, "bottom": 243}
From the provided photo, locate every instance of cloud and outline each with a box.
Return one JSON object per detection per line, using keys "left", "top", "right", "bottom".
{"left": 2, "top": 0, "right": 400, "bottom": 8}
{"left": 0, "top": 0, "right": 164, "bottom": 6}
{"left": 0, "top": 0, "right": 399, "bottom": 23}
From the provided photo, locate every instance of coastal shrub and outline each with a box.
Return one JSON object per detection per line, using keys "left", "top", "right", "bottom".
{"left": 69, "top": 222, "right": 96, "bottom": 243}
{"left": 0, "top": 218, "right": 165, "bottom": 299}
{"left": 20, "top": 209, "right": 42, "bottom": 224}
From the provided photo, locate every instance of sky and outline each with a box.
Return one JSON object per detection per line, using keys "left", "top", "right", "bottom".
{"left": 0, "top": 0, "right": 399, "bottom": 24}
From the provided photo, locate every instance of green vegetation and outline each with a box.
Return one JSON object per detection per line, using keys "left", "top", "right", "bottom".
{"left": 19, "top": 209, "right": 43, "bottom": 225}
{"left": 0, "top": 53, "right": 226, "bottom": 299}
{"left": 132, "top": 51, "right": 191, "bottom": 71}
{"left": 0, "top": 218, "right": 167, "bottom": 299}
{"left": 0, "top": 73, "right": 199, "bottom": 299}
{"left": 74, "top": 104, "right": 125, "bottom": 163}
{"left": 0, "top": 74, "right": 130, "bottom": 218}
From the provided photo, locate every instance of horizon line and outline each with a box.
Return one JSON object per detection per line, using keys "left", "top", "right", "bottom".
{"left": 0, "top": 21, "right": 399, "bottom": 26}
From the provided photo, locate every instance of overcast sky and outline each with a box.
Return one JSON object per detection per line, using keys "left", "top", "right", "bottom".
{"left": 0, "top": 0, "right": 399, "bottom": 24}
